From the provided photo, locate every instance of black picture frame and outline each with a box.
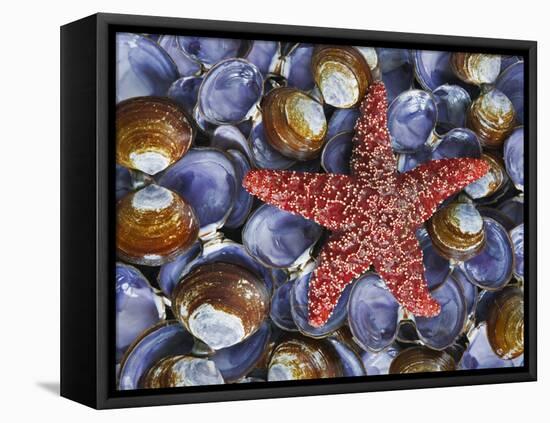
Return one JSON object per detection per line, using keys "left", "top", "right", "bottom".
{"left": 60, "top": 12, "right": 537, "bottom": 409}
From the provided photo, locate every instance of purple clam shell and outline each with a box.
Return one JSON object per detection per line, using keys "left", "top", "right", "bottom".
{"left": 118, "top": 321, "right": 194, "bottom": 390}
{"left": 164, "top": 239, "right": 274, "bottom": 295}
{"left": 388, "top": 89, "right": 437, "bottom": 153}
{"left": 212, "top": 322, "right": 271, "bottom": 382}
{"left": 475, "top": 289, "right": 499, "bottom": 324}
{"left": 158, "top": 35, "right": 201, "bottom": 77}
{"left": 327, "top": 338, "right": 366, "bottom": 377}
{"left": 432, "top": 128, "right": 481, "bottom": 160}
{"left": 463, "top": 218, "right": 514, "bottom": 290}
{"left": 246, "top": 41, "right": 280, "bottom": 77}
{"left": 284, "top": 44, "right": 315, "bottom": 91}
{"left": 289, "top": 158, "right": 322, "bottom": 173}
{"left": 478, "top": 207, "right": 515, "bottom": 231}
{"left": 361, "top": 346, "right": 400, "bottom": 375}
{"left": 501, "top": 56, "right": 522, "bottom": 72}
{"left": 243, "top": 204, "right": 322, "bottom": 268}
{"left": 510, "top": 224, "right": 524, "bottom": 280}
{"left": 270, "top": 280, "right": 298, "bottom": 331}
{"left": 415, "top": 274, "right": 467, "bottom": 350}
{"left": 157, "top": 242, "right": 202, "bottom": 297}
{"left": 225, "top": 150, "right": 254, "bottom": 228}
{"left": 116, "top": 33, "right": 179, "bottom": 103}
{"left": 116, "top": 164, "right": 133, "bottom": 201}
{"left": 452, "top": 268, "right": 478, "bottom": 317}
{"left": 417, "top": 227, "right": 451, "bottom": 290}
{"left": 198, "top": 59, "right": 264, "bottom": 125}
{"left": 459, "top": 323, "right": 519, "bottom": 370}
{"left": 158, "top": 148, "right": 237, "bottom": 237}
{"left": 432, "top": 84, "right": 471, "bottom": 135}
{"left": 376, "top": 48, "right": 414, "bottom": 103}
{"left": 249, "top": 120, "right": 296, "bottom": 170}
{"left": 497, "top": 196, "right": 524, "bottom": 227}
{"left": 290, "top": 270, "right": 352, "bottom": 338}
{"left": 326, "top": 108, "right": 360, "bottom": 141}
{"left": 495, "top": 61, "right": 524, "bottom": 125}
{"left": 504, "top": 127, "right": 524, "bottom": 191}
{"left": 177, "top": 36, "right": 245, "bottom": 67}
{"left": 348, "top": 273, "right": 400, "bottom": 351}
{"left": 321, "top": 132, "right": 353, "bottom": 175}
{"left": 396, "top": 147, "right": 432, "bottom": 173}
{"left": 210, "top": 125, "right": 254, "bottom": 160}
{"left": 116, "top": 263, "right": 165, "bottom": 361}
{"left": 167, "top": 75, "right": 203, "bottom": 116}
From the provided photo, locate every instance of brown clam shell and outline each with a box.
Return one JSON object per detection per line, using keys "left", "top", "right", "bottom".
{"left": 311, "top": 46, "right": 373, "bottom": 109}
{"left": 267, "top": 335, "right": 343, "bottom": 381}
{"left": 450, "top": 53, "right": 501, "bottom": 85}
{"left": 116, "top": 96, "right": 194, "bottom": 175}
{"left": 464, "top": 153, "right": 509, "bottom": 203}
{"left": 172, "top": 263, "right": 270, "bottom": 350}
{"left": 389, "top": 346, "right": 456, "bottom": 374}
{"left": 116, "top": 184, "right": 199, "bottom": 266}
{"left": 427, "top": 202, "right": 486, "bottom": 261}
{"left": 142, "top": 355, "right": 223, "bottom": 388}
{"left": 467, "top": 88, "right": 515, "bottom": 148}
{"left": 487, "top": 287, "right": 524, "bottom": 359}
{"left": 262, "top": 87, "right": 327, "bottom": 160}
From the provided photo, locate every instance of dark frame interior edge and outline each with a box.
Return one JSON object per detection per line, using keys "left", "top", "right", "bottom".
{"left": 60, "top": 12, "right": 537, "bottom": 410}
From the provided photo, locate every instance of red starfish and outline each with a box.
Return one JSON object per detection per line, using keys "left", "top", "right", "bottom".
{"left": 243, "top": 82, "right": 489, "bottom": 327}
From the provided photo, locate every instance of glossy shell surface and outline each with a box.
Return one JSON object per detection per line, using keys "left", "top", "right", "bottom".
{"left": 389, "top": 347, "right": 456, "bottom": 374}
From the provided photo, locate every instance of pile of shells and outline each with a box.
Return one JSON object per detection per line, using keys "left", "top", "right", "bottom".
{"left": 115, "top": 33, "right": 525, "bottom": 389}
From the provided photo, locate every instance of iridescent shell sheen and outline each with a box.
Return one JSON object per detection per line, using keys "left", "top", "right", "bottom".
{"left": 503, "top": 127, "right": 524, "bottom": 191}
{"left": 389, "top": 347, "right": 456, "bottom": 374}
{"left": 158, "top": 35, "right": 201, "bottom": 77}
{"left": 116, "top": 185, "right": 199, "bottom": 266}
{"left": 510, "top": 224, "right": 524, "bottom": 280}
{"left": 467, "top": 89, "right": 516, "bottom": 149}
{"left": 249, "top": 119, "right": 296, "bottom": 170}
{"left": 495, "top": 61, "right": 524, "bottom": 125}
{"left": 427, "top": 202, "right": 486, "bottom": 261}
{"left": 177, "top": 36, "right": 250, "bottom": 68}
{"left": 282, "top": 44, "right": 316, "bottom": 91}
{"left": 376, "top": 48, "right": 414, "bottom": 103}
{"left": 142, "top": 355, "right": 224, "bottom": 388}
{"left": 172, "top": 262, "right": 270, "bottom": 350}
{"left": 498, "top": 196, "right": 524, "bottom": 227}
{"left": 167, "top": 75, "right": 203, "bottom": 117}
{"left": 464, "top": 153, "right": 510, "bottom": 203}
{"left": 321, "top": 132, "right": 353, "bottom": 175}
{"left": 450, "top": 53, "right": 501, "bottom": 86}
{"left": 432, "top": 84, "right": 471, "bottom": 135}
{"left": 261, "top": 87, "right": 328, "bottom": 160}
{"left": 267, "top": 336, "right": 343, "bottom": 381}
{"left": 486, "top": 287, "right": 524, "bottom": 359}
{"left": 116, "top": 97, "right": 194, "bottom": 175}
{"left": 311, "top": 46, "right": 373, "bottom": 108}
{"left": 431, "top": 128, "right": 481, "bottom": 161}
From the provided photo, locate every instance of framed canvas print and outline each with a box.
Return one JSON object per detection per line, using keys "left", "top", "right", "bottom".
{"left": 60, "top": 13, "right": 537, "bottom": 409}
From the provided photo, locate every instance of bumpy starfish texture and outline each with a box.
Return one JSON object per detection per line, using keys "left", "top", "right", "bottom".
{"left": 243, "top": 82, "right": 490, "bottom": 327}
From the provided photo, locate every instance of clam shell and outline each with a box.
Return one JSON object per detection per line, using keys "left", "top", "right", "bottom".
{"left": 167, "top": 75, "right": 203, "bottom": 117}
{"left": 157, "top": 242, "right": 202, "bottom": 297}
{"left": 177, "top": 36, "right": 249, "bottom": 68}
{"left": 417, "top": 227, "right": 451, "bottom": 290}
{"left": 327, "top": 338, "right": 366, "bottom": 377}
{"left": 270, "top": 280, "right": 298, "bottom": 331}
{"left": 389, "top": 346, "right": 456, "bottom": 374}
{"left": 427, "top": 202, "right": 486, "bottom": 261}
{"left": 197, "top": 58, "right": 263, "bottom": 125}
{"left": 396, "top": 147, "right": 432, "bottom": 173}
{"left": 118, "top": 321, "right": 195, "bottom": 390}
{"left": 243, "top": 204, "right": 323, "bottom": 268}
{"left": 348, "top": 273, "right": 400, "bottom": 351}
{"left": 267, "top": 336, "right": 343, "bottom": 381}
{"left": 311, "top": 46, "right": 373, "bottom": 109}
{"left": 158, "top": 148, "right": 238, "bottom": 238}
{"left": 451, "top": 267, "right": 478, "bottom": 317}
{"left": 431, "top": 128, "right": 481, "bottom": 160}
{"left": 142, "top": 355, "right": 224, "bottom": 388}
{"left": 249, "top": 119, "right": 296, "bottom": 169}
{"left": 211, "top": 322, "right": 271, "bottom": 382}
{"left": 225, "top": 150, "right": 254, "bottom": 228}
{"left": 503, "top": 127, "right": 524, "bottom": 191}
{"left": 495, "top": 61, "right": 524, "bottom": 125}
{"left": 326, "top": 108, "right": 360, "bottom": 141}
{"left": 467, "top": 89, "right": 516, "bottom": 149}
{"left": 450, "top": 53, "right": 501, "bottom": 85}
{"left": 158, "top": 35, "right": 201, "bottom": 77}
{"left": 245, "top": 41, "right": 280, "bottom": 77}
{"left": 116, "top": 185, "right": 199, "bottom": 266}
{"left": 172, "top": 262, "right": 270, "bottom": 350}
{"left": 415, "top": 274, "right": 467, "bottom": 350}
{"left": 116, "top": 263, "right": 165, "bottom": 362}
{"left": 361, "top": 346, "right": 400, "bottom": 375}
{"left": 209, "top": 125, "right": 254, "bottom": 161}
{"left": 432, "top": 84, "right": 472, "bottom": 136}
{"left": 510, "top": 224, "right": 524, "bottom": 280}
{"left": 116, "top": 97, "right": 194, "bottom": 175}
{"left": 282, "top": 44, "right": 316, "bottom": 91}
{"left": 116, "top": 33, "right": 179, "bottom": 102}
{"left": 497, "top": 196, "right": 524, "bottom": 227}
{"left": 321, "top": 132, "right": 353, "bottom": 175}
{"left": 261, "top": 87, "right": 328, "bottom": 160}
{"left": 116, "top": 164, "right": 133, "bottom": 201}
{"left": 486, "top": 287, "right": 524, "bottom": 359}
{"left": 388, "top": 89, "right": 437, "bottom": 153}
{"left": 464, "top": 153, "right": 510, "bottom": 204}
{"left": 462, "top": 217, "right": 514, "bottom": 290}
{"left": 376, "top": 48, "right": 414, "bottom": 103}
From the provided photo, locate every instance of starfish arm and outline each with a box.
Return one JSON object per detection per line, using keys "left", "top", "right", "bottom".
{"left": 308, "top": 230, "right": 372, "bottom": 327}
{"left": 351, "top": 82, "right": 398, "bottom": 185}
{"left": 402, "top": 157, "right": 490, "bottom": 223}
{"left": 373, "top": 230, "right": 440, "bottom": 317}
{"left": 243, "top": 169, "right": 355, "bottom": 231}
